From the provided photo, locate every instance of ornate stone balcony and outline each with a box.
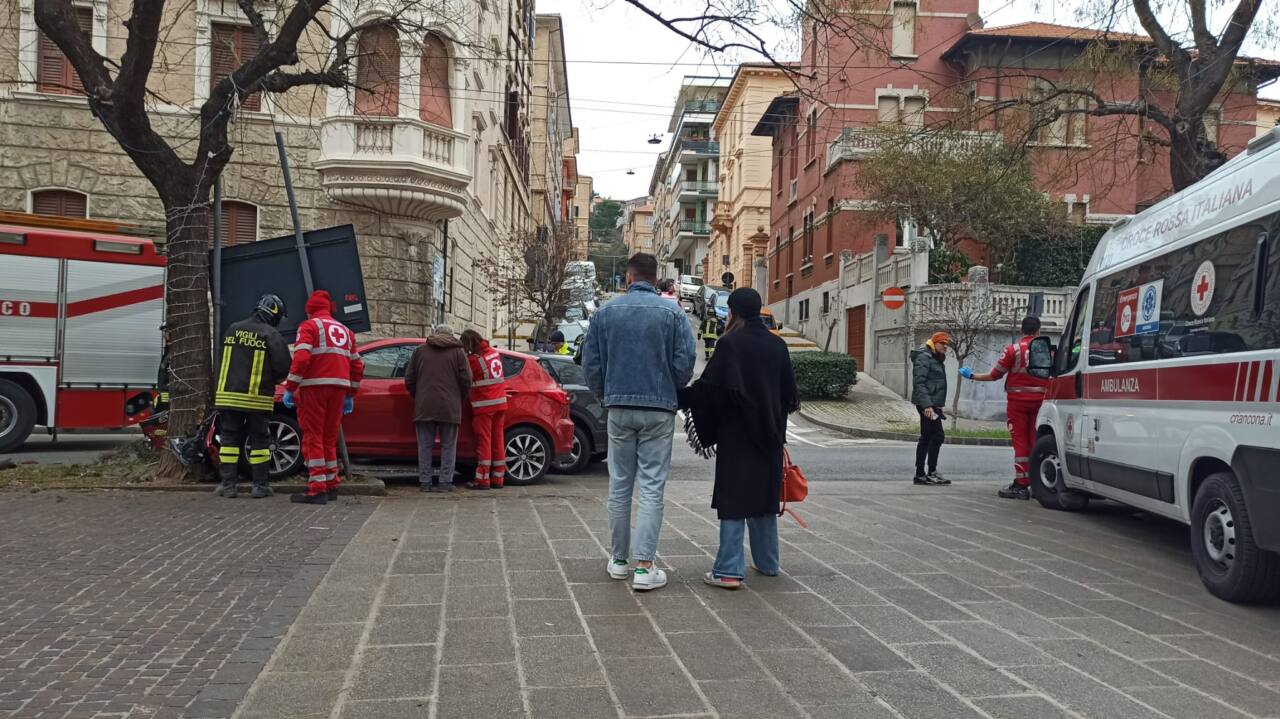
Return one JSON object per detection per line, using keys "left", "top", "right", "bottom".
{"left": 316, "top": 116, "right": 472, "bottom": 222}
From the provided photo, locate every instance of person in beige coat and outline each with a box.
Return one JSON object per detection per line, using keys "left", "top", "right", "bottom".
{"left": 405, "top": 324, "right": 472, "bottom": 491}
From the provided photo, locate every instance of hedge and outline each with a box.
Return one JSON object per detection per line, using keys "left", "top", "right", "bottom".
{"left": 792, "top": 352, "right": 858, "bottom": 400}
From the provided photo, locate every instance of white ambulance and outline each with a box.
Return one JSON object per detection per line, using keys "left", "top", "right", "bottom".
{"left": 0, "top": 213, "right": 164, "bottom": 453}
{"left": 1030, "top": 126, "right": 1280, "bottom": 603}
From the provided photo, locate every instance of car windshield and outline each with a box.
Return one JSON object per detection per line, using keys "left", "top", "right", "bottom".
{"left": 681, "top": 275, "right": 703, "bottom": 286}
{"left": 760, "top": 313, "right": 777, "bottom": 329}
{"left": 716, "top": 291, "right": 730, "bottom": 303}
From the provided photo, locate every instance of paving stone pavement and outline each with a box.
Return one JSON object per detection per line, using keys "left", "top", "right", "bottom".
{"left": 235, "top": 480, "right": 1280, "bottom": 719}
{"left": 0, "top": 491, "right": 375, "bottom": 719}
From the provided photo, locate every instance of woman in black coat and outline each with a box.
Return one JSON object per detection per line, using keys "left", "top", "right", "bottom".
{"left": 680, "top": 288, "right": 799, "bottom": 589}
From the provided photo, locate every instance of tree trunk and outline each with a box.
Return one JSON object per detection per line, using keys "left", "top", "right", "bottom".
{"left": 156, "top": 194, "right": 214, "bottom": 481}
{"left": 1168, "top": 122, "right": 1226, "bottom": 192}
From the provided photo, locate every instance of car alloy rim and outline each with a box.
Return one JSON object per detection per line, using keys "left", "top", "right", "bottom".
{"left": 0, "top": 396, "right": 16, "bottom": 437}
{"left": 1202, "top": 499, "right": 1236, "bottom": 571}
{"left": 270, "top": 421, "right": 302, "bottom": 474}
{"left": 507, "top": 433, "right": 546, "bottom": 481}
{"left": 1038, "top": 452, "right": 1062, "bottom": 493}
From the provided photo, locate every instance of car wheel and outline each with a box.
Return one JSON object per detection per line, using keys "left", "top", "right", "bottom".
{"left": 0, "top": 379, "right": 37, "bottom": 454}
{"left": 552, "top": 425, "right": 592, "bottom": 474}
{"left": 1028, "top": 434, "right": 1089, "bottom": 511}
{"left": 505, "top": 426, "right": 551, "bottom": 485}
{"left": 1190, "top": 471, "right": 1280, "bottom": 604}
{"left": 266, "top": 414, "right": 304, "bottom": 480}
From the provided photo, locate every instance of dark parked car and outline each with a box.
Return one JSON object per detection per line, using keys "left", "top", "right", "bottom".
{"left": 538, "top": 353, "right": 607, "bottom": 474}
{"left": 693, "top": 285, "right": 731, "bottom": 322}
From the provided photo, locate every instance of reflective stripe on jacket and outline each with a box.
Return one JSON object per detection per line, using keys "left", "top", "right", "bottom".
{"left": 214, "top": 316, "right": 292, "bottom": 412}
{"left": 991, "top": 335, "right": 1049, "bottom": 400}
{"left": 467, "top": 344, "right": 507, "bottom": 414}
{"left": 284, "top": 314, "right": 365, "bottom": 394}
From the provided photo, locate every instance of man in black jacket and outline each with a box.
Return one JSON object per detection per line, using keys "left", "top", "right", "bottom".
{"left": 910, "top": 332, "right": 952, "bottom": 486}
{"left": 214, "top": 294, "right": 292, "bottom": 499}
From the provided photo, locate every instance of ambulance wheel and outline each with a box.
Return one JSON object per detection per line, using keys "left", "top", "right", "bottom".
{"left": 1029, "top": 434, "right": 1089, "bottom": 512}
{"left": 266, "top": 414, "right": 304, "bottom": 480}
{"left": 0, "top": 379, "right": 37, "bottom": 454}
{"left": 504, "top": 426, "right": 551, "bottom": 485}
{"left": 1191, "top": 472, "right": 1280, "bottom": 604}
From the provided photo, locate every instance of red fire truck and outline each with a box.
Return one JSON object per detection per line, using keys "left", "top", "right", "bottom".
{"left": 0, "top": 212, "right": 165, "bottom": 452}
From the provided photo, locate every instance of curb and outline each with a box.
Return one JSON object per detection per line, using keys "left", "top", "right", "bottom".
{"left": 798, "top": 409, "right": 1013, "bottom": 447}
{"left": 16, "top": 478, "right": 388, "bottom": 496}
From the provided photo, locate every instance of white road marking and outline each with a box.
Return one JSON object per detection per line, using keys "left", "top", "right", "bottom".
{"left": 786, "top": 430, "right": 824, "bottom": 447}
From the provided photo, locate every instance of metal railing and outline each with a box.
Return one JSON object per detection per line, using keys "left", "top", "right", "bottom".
{"left": 677, "top": 179, "right": 718, "bottom": 195}
{"left": 684, "top": 99, "right": 722, "bottom": 114}
{"left": 679, "top": 139, "right": 720, "bottom": 155}
{"left": 677, "top": 220, "right": 711, "bottom": 235}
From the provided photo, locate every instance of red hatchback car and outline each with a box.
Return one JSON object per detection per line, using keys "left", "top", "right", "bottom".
{"left": 256, "top": 340, "right": 574, "bottom": 485}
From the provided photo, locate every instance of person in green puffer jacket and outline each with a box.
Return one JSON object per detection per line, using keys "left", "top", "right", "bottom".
{"left": 910, "top": 332, "right": 952, "bottom": 486}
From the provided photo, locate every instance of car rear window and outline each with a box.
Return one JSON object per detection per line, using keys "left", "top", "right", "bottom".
{"left": 500, "top": 355, "right": 525, "bottom": 378}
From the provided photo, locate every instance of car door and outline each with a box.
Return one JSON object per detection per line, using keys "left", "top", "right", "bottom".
{"left": 1053, "top": 285, "right": 1092, "bottom": 484}
{"left": 342, "top": 344, "right": 415, "bottom": 456}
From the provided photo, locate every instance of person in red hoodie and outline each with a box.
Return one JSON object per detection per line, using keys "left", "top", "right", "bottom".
{"left": 283, "top": 290, "right": 364, "bottom": 504}
{"left": 460, "top": 329, "right": 507, "bottom": 489}
{"left": 960, "top": 315, "right": 1049, "bottom": 501}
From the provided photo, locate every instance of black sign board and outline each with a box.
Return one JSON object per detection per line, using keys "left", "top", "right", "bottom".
{"left": 215, "top": 224, "right": 370, "bottom": 343}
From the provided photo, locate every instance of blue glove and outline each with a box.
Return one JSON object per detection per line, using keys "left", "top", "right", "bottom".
{"left": 343, "top": 396, "right": 354, "bottom": 415}
{"left": 958, "top": 367, "right": 974, "bottom": 379}
{"left": 282, "top": 389, "right": 296, "bottom": 408}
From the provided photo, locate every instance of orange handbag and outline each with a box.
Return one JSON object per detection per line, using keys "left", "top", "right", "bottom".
{"left": 780, "top": 448, "right": 808, "bottom": 527}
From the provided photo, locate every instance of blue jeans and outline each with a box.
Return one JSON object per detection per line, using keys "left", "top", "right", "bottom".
{"left": 712, "top": 515, "right": 780, "bottom": 580}
{"left": 606, "top": 408, "right": 675, "bottom": 563}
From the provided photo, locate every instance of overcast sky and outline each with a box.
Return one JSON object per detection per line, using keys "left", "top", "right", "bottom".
{"left": 534, "top": 0, "right": 1280, "bottom": 200}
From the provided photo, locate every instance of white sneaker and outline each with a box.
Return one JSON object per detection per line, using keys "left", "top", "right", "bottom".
{"left": 607, "top": 559, "right": 631, "bottom": 580}
{"left": 631, "top": 566, "right": 668, "bottom": 591}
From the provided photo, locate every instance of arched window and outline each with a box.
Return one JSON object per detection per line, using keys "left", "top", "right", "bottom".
{"left": 31, "top": 189, "right": 88, "bottom": 218}
{"left": 419, "top": 33, "right": 452, "bottom": 128}
{"left": 355, "top": 24, "right": 400, "bottom": 117}
{"left": 212, "top": 201, "right": 258, "bottom": 246}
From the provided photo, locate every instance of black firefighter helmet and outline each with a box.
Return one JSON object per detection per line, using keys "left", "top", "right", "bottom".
{"left": 254, "top": 293, "right": 287, "bottom": 327}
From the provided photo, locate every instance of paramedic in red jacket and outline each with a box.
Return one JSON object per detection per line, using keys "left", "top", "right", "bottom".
{"left": 460, "top": 329, "right": 507, "bottom": 489}
{"left": 960, "top": 315, "right": 1048, "bottom": 501}
{"left": 283, "top": 290, "right": 364, "bottom": 504}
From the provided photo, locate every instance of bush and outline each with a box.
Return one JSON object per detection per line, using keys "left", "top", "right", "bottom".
{"left": 792, "top": 352, "right": 858, "bottom": 400}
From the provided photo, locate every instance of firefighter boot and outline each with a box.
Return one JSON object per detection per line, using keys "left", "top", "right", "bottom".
{"left": 214, "top": 466, "right": 238, "bottom": 499}
{"left": 250, "top": 465, "right": 273, "bottom": 499}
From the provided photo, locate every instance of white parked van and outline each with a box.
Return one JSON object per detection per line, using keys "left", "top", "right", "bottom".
{"left": 1030, "top": 127, "right": 1280, "bottom": 604}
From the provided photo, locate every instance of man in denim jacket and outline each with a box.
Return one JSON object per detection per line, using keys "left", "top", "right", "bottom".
{"left": 582, "top": 253, "right": 696, "bottom": 591}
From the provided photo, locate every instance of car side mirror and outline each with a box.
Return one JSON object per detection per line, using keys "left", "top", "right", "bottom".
{"left": 1028, "top": 336, "right": 1055, "bottom": 379}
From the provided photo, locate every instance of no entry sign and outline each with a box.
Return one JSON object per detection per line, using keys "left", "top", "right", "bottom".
{"left": 882, "top": 286, "right": 906, "bottom": 310}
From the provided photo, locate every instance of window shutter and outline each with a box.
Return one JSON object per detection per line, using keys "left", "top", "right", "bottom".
{"left": 356, "top": 25, "right": 400, "bottom": 117}
{"left": 419, "top": 34, "right": 452, "bottom": 127}
{"left": 892, "top": 1, "right": 916, "bottom": 57}
{"left": 877, "top": 96, "right": 899, "bottom": 124}
{"left": 211, "top": 24, "right": 261, "bottom": 112}
{"left": 37, "top": 31, "right": 65, "bottom": 92}
{"left": 32, "top": 190, "right": 87, "bottom": 218}
{"left": 68, "top": 8, "right": 91, "bottom": 92}
{"left": 232, "top": 202, "right": 257, "bottom": 244}
{"left": 903, "top": 97, "right": 926, "bottom": 128}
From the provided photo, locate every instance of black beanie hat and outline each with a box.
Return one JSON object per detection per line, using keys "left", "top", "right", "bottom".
{"left": 727, "top": 288, "right": 762, "bottom": 319}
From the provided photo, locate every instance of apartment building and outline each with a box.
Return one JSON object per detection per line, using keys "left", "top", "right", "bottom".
{"left": 620, "top": 200, "right": 656, "bottom": 256}
{"left": 531, "top": 14, "right": 576, "bottom": 237}
{"left": 572, "top": 173, "right": 593, "bottom": 259}
{"left": 0, "top": 0, "right": 547, "bottom": 337}
{"left": 649, "top": 76, "right": 730, "bottom": 278}
{"left": 752, "top": 4, "right": 1277, "bottom": 314}
{"left": 707, "top": 63, "right": 793, "bottom": 289}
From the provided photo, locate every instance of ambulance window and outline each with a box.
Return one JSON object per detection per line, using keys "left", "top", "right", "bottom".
{"left": 1090, "top": 211, "right": 1280, "bottom": 364}
{"left": 1060, "top": 287, "right": 1089, "bottom": 373}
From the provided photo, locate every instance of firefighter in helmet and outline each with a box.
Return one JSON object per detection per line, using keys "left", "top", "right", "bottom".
{"left": 213, "top": 294, "right": 292, "bottom": 499}
{"left": 699, "top": 304, "right": 722, "bottom": 361}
